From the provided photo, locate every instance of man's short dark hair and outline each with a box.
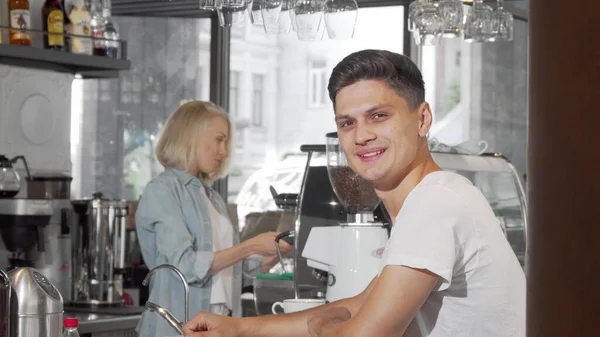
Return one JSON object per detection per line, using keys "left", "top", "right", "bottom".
{"left": 328, "top": 49, "right": 425, "bottom": 111}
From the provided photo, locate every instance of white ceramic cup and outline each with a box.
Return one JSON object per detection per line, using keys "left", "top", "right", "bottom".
{"left": 271, "top": 298, "right": 326, "bottom": 314}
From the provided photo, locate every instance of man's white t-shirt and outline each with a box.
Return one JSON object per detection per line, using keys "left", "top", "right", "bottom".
{"left": 379, "top": 171, "right": 526, "bottom": 337}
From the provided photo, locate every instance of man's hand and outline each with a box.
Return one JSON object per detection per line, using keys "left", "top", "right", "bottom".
{"left": 307, "top": 307, "right": 351, "bottom": 337}
{"left": 182, "top": 311, "right": 240, "bottom": 337}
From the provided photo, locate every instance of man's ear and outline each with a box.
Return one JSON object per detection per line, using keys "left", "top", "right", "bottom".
{"left": 417, "top": 102, "right": 433, "bottom": 137}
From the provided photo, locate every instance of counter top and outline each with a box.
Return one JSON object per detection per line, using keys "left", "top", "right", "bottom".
{"left": 64, "top": 311, "right": 141, "bottom": 334}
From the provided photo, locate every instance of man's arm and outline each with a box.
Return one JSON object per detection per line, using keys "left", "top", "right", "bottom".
{"left": 308, "top": 265, "right": 439, "bottom": 337}
{"left": 183, "top": 277, "right": 379, "bottom": 337}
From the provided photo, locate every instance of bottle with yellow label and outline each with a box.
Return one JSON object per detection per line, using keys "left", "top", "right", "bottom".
{"left": 8, "top": 0, "right": 31, "bottom": 45}
{"left": 43, "top": 0, "right": 65, "bottom": 50}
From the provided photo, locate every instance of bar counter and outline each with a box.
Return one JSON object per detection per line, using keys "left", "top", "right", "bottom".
{"left": 64, "top": 311, "right": 141, "bottom": 335}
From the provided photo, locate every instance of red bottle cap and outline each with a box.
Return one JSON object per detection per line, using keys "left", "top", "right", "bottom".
{"left": 64, "top": 318, "right": 78, "bottom": 328}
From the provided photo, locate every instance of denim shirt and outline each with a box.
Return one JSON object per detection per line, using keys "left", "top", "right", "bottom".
{"left": 135, "top": 167, "right": 261, "bottom": 337}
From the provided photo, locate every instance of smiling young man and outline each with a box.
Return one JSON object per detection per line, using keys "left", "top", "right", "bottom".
{"left": 182, "top": 49, "right": 526, "bottom": 337}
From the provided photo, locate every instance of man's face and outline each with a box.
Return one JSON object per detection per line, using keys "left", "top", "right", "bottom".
{"left": 334, "top": 80, "right": 431, "bottom": 189}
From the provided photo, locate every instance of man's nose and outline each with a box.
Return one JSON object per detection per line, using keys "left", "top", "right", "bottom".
{"left": 355, "top": 124, "right": 376, "bottom": 145}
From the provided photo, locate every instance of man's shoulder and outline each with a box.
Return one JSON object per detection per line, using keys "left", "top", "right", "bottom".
{"left": 418, "top": 171, "right": 474, "bottom": 191}
{"left": 409, "top": 171, "right": 485, "bottom": 208}
{"left": 397, "top": 171, "right": 493, "bottom": 230}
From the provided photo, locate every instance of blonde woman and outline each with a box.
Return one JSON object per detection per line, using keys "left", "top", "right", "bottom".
{"left": 135, "top": 101, "right": 292, "bottom": 337}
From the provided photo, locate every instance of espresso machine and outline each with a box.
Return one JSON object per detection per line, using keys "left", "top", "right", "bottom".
{"left": 70, "top": 192, "right": 129, "bottom": 308}
{"left": 301, "top": 133, "right": 389, "bottom": 302}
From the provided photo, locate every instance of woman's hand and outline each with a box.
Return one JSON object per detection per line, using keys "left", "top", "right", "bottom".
{"left": 245, "top": 232, "right": 293, "bottom": 257}
{"left": 260, "top": 254, "right": 282, "bottom": 273}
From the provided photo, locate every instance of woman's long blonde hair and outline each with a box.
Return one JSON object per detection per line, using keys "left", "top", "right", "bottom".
{"left": 155, "top": 101, "right": 232, "bottom": 181}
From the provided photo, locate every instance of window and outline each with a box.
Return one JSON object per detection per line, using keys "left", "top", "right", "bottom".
{"left": 308, "top": 60, "right": 328, "bottom": 107}
{"left": 99, "top": 79, "right": 112, "bottom": 102}
{"left": 252, "top": 74, "right": 264, "bottom": 126}
{"left": 230, "top": 71, "right": 240, "bottom": 118}
{"left": 70, "top": 17, "right": 212, "bottom": 200}
{"left": 227, "top": 6, "right": 405, "bottom": 230}
{"left": 420, "top": 14, "right": 529, "bottom": 178}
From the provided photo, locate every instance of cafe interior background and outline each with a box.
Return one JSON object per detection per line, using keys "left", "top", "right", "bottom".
{"left": 0, "top": 0, "right": 531, "bottom": 335}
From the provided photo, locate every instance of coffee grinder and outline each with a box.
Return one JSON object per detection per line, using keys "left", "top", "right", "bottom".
{"left": 301, "top": 132, "right": 389, "bottom": 302}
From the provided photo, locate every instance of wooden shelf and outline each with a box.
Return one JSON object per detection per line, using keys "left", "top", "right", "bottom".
{"left": 0, "top": 44, "right": 131, "bottom": 79}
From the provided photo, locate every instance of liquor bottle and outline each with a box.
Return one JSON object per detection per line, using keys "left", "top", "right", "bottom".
{"left": 62, "top": 0, "right": 72, "bottom": 51}
{"left": 101, "top": 0, "right": 118, "bottom": 58}
{"left": 42, "top": 0, "right": 65, "bottom": 50}
{"left": 67, "top": 0, "right": 92, "bottom": 54}
{"left": 90, "top": 0, "right": 105, "bottom": 55}
{"left": 8, "top": 0, "right": 31, "bottom": 45}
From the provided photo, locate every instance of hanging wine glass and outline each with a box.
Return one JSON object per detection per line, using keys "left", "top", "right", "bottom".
{"left": 261, "top": 0, "right": 284, "bottom": 34}
{"left": 216, "top": 0, "right": 250, "bottom": 28}
{"left": 488, "top": 0, "right": 514, "bottom": 42}
{"left": 249, "top": 0, "right": 264, "bottom": 25}
{"left": 412, "top": 0, "right": 443, "bottom": 46}
{"left": 294, "top": 0, "right": 324, "bottom": 41}
{"left": 323, "top": 0, "right": 358, "bottom": 39}
{"left": 464, "top": 0, "right": 493, "bottom": 42}
{"left": 438, "top": 0, "right": 463, "bottom": 38}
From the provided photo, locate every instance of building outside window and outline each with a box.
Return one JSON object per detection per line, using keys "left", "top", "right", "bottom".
{"left": 252, "top": 74, "right": 264, "bottom": 126}
{"left": 308, "top": 60, "right": 328, "bottom": 108}
{"left": 230, "top": 70, "right": 241, "bottom": 118}
{"left": 420, "top": 15, "right": 529, "bottom": 177}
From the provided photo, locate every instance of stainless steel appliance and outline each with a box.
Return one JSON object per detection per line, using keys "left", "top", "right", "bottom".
{"left": 0, "top": 156, "right": 31, "bottom": 198}
{"left": 70, "top": 193, "right": 129, "bottom": 307}
{"left": 32, "top": 202, "right": 73, "bottom": 304}
{"left": 13, "top": 172, "right": 75, "bottom": 304}
{"left": 0, "top": 269, "right": 10, "bottom": 337}
{"left": 0, "top": 199, "right": 54, "bottom": 269}
{"left": 7, "top": 267, "right": 63, "bottom": 337}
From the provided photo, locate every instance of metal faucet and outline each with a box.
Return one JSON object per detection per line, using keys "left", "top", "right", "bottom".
{"left": 142, "top": 264, "right": 190, "bottom": 331}
{"left": 144, "top": 301, "right": 184, "bottom": 334}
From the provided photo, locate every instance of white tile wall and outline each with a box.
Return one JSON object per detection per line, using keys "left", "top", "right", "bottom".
{"left": 0, "top": 65, "right": 73, "bottom": 176}
{"left": 0, "top": 64, "right": 74, "bottom": 270}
